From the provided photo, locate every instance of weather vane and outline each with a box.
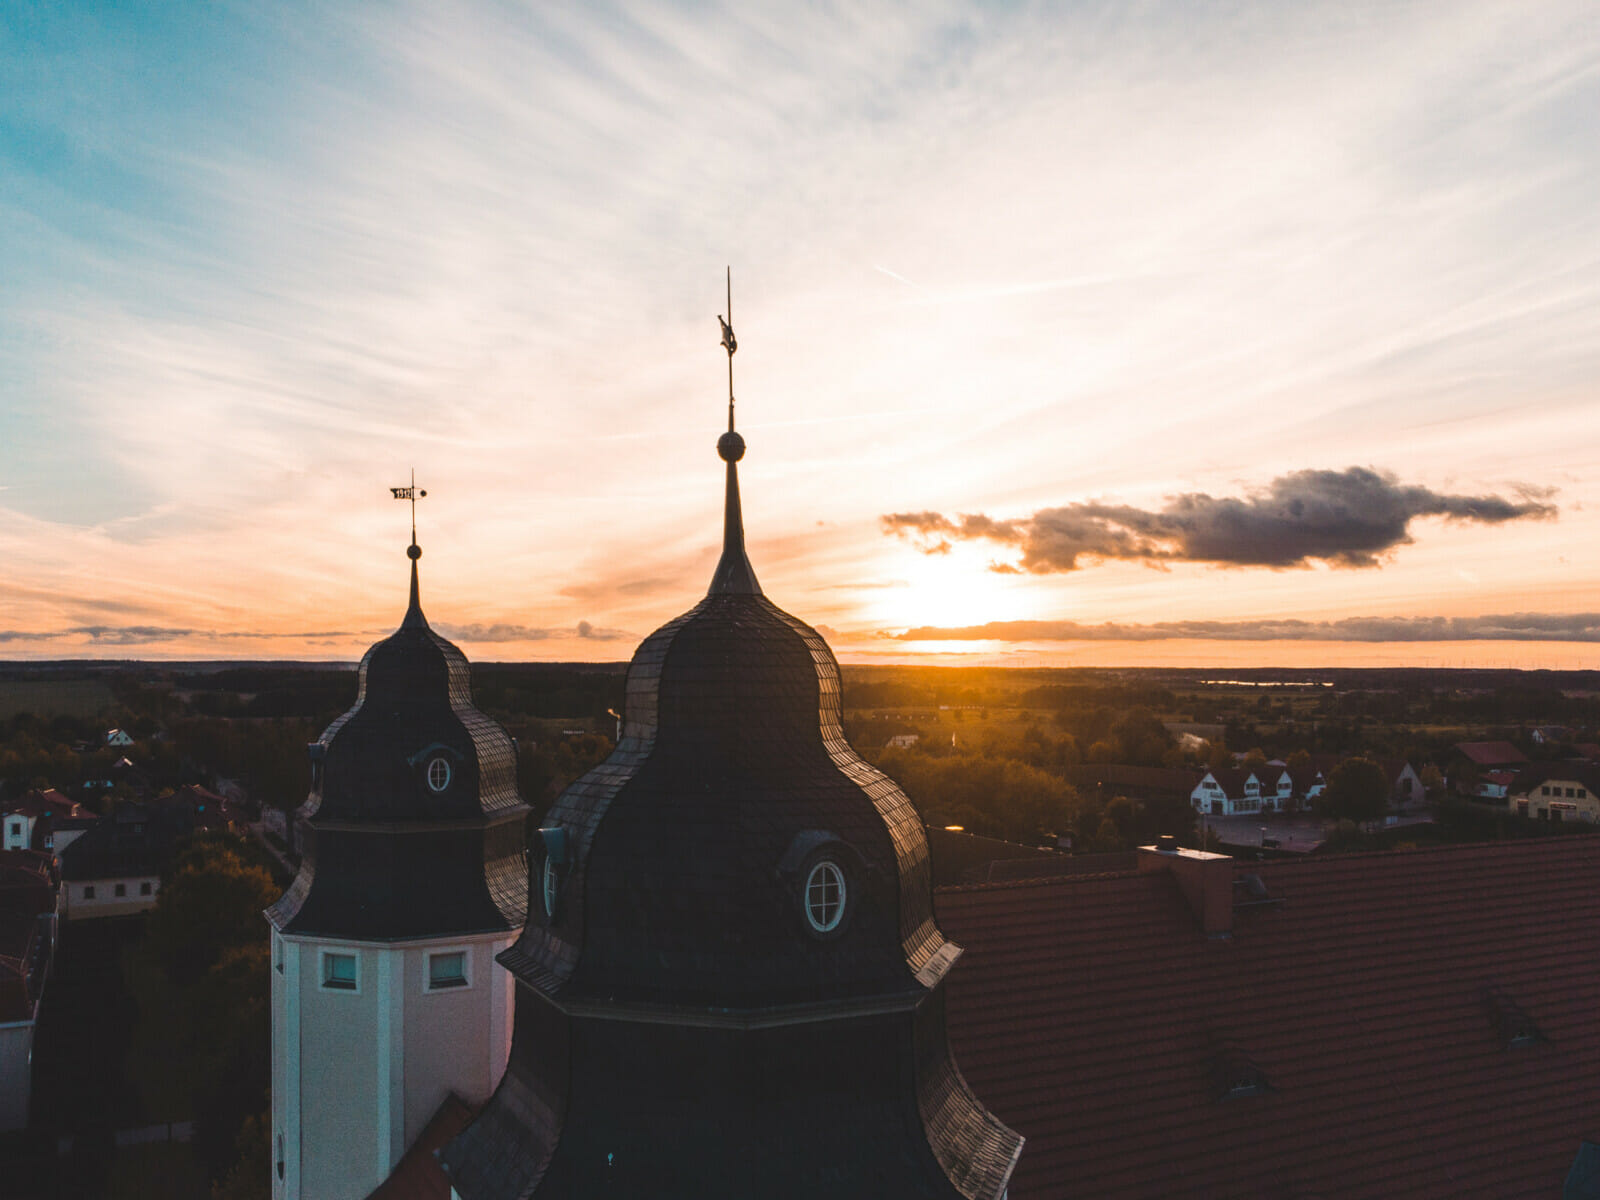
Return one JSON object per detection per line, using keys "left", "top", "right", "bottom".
{"left": 390, "top": 469, "right": 427, "bottom": 555}
{"left": 718, "top": 266, "right": 737, "bottom": 432}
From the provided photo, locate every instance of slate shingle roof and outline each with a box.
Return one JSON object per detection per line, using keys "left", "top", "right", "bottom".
{"left": 935, "top": 837, "right": 1600, "bottom": 1200}
{"left": 266, "top": 553, "right": 528, "bottom": 940}
{"left": 443, "top": 430, "right": 1021, "bottom": 1200}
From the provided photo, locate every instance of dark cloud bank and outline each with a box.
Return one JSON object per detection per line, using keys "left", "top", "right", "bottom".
{"left": 895, "top": 614, "right": 1600, "bottom": 643}
{"left": 883, "top": 467, "right": 1555, "bottom": 572}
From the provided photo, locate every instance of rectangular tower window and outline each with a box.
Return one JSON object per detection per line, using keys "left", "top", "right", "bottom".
{"left": 427, "top": 950, "right": 468, "bottom": 990}
{"left": 322, "top": 952, "right": 358, "bottom": 991}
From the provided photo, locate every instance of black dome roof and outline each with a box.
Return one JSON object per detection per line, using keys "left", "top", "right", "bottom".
{"left": 267, "top": 551, "right": 528, "bottom": 940}
{"left": 446, "top": 418, "right": 1020, "bottom": 1200}
{"left": 503, "top": 438, "right": 952, "bottom": 1009}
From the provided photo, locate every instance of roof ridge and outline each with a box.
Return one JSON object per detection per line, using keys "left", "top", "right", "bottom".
{"left": 936, "top": 868, "right": 1142, "bottom": 895}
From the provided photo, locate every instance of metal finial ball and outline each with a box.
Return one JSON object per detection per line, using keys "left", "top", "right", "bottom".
{"left": 408, "top": 543, "right": 422, "bottom": 560}
{"left": 717, "top": 431, "right": 745, "bottom": 462}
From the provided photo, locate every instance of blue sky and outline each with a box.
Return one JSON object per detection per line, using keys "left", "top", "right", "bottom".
{"left": 2, "top": 1, "right": 1598, "bottom": 664}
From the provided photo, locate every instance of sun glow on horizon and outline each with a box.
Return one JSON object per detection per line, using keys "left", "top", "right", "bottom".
{"left": 2, "top": 2, "right": 1597, "bottom": 666}
{"left": 862, "top": 546, "right": 1041, "bottom": 633}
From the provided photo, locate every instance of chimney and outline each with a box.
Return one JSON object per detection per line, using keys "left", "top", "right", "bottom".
{"left": 1139, "top": 841, "right": 1233, "bottom": 938}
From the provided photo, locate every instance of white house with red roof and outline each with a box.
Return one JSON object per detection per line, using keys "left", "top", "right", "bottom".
{"left": 2, "top": 789, "right": 82, "bottom": 852}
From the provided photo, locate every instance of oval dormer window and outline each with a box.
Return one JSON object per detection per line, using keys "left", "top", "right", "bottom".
{"left": 426, "top": 757, "right": 452, "bottom": 792}
{"left": 542, "top": 857, "right": 560, "bottom": 918}
{"left": 804, "top": 860, "right": 846, "bottom": 933}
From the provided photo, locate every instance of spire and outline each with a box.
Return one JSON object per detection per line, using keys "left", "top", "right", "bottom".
{"left": 404, "top": 539, "right": 426, "bottom": 626}
{"left": 709, "top": 430, "right": 760, "bottom": 595}
{"left": 710, "top": 269, "right": 760, "bottom": 596}
{"left": 391, "top": 472, "right": 429, "bottom": 626}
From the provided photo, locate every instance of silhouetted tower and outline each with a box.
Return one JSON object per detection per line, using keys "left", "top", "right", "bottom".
{"left": 442, "top": 302, "right": 1022, "bottom": 1198}
{"left": 266, "top": 528, "right": 529, "bottom": 1200}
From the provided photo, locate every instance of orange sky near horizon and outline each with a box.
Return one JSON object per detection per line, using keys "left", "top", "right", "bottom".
{"left": 3, "top": 2, "right": 1598, "bottom": 670}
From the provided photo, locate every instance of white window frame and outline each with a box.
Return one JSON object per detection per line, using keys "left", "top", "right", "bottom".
{"left": 426, "top": 756, "right": 452, "bottom": 792}
{"left": 542, "top": 857, "right": 560, "bottom": 918}
{"left": 424, "top": 947, "right": 472, "bottom": 993}
{"left": 804, "top": 860, "right": 847, "bottom": 934}
{"left": 319, "top": 949, "right": 360, "bottom": 994}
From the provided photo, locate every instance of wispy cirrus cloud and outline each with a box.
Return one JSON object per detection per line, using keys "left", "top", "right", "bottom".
{"left": 884, "top": 468, "right": 1555, "bottom": 572}
{"left": 434, "top": 621, "right": 632, "bottom": 644}
{"left": 2, "top": 2, "right": 1599, "bottom": 665}
{"left": 893, "top": 613, "right": 1600, "bottom": 643}
{"left": 0, "top": 626, "right": 364, "bottom": 645}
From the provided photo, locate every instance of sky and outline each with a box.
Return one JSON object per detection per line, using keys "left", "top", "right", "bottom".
{"left": 2, "top": 1, "right": 1598, "bottom": 668}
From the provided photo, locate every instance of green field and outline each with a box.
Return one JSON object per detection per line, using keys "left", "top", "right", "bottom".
{"left": 0, "top": 678, "right": 116, "bottom": 718}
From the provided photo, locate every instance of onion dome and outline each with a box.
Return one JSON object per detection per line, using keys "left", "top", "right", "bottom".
{"left": 267, "top": 541, "right": 528, "bottom": 941}
{"left": 444, "top": 412, "right": 1021, "bottom": 1200}
{"left": 501, "top": 427, "right": 952, "bottom": 1006}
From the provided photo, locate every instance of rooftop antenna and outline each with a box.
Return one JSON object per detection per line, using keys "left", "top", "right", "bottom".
{"left": 718, "top": 266, "right": 737, "bottom": 432}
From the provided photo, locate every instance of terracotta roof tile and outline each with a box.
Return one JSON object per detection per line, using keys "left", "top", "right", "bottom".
{"left": 1455, "top": 740, "right": 1529, "bottom": 766}
{"left": 936, "top": 837, "right": 1600, "bottom": 1199}
{"left": 368, "top": 1093, "right": 478, "bottom": 1200}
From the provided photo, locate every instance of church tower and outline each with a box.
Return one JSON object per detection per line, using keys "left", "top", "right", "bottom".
{"left": 441, "top": 313, "right": 1022, "bottom": 1198}
{"left": 267, "top": 531, "right": 529, "bottom": 1200}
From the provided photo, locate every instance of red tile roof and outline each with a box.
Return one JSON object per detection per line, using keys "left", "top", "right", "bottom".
{"left": 1455, "top": 740, "right": 1530, "bottom": 767}
{"left": 0, "top": 849, "right": 57, "bottom": 902}
{"left": 367, "top": 1093, "right": 478, "bottom": 1200}
{"left": 0, "top": 914, "right": 41, "bottom": 1022}
{"left": 936, "top": 837, "right": 1600, "bottom": 1199}
{"left": 3, "top": 789, "right": 81, "bottom": 820}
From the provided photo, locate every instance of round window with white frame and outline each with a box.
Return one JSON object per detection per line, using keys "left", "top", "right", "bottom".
{"left": 426, "top": 756, "right": 452, "bottom": 792}
{"left": 804, "top": 860, "right": 847, "bottom": 934}
{"left": 542, "top": 856, "right": 560, "bottom": 918}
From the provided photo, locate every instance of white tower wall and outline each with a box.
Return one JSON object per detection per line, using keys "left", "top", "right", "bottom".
{"left": 272, "top": 928, "right": 516, "bottom": 1200}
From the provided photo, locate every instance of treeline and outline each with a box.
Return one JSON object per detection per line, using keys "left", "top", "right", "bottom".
{"left": 139, "top": 834, "right": 288, "bottom": 1197}
{"left": 838, "top": 671, "right": 1178, "bottom": 714}
{"left": 862, "top": 713, "right": 1200, "bottom": 851}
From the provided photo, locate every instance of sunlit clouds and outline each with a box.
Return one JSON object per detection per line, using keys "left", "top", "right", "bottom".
{"left": 883, "top": 468, "right": 1557, "bottom": 571}
{"left": 2, "top": 1, "right": 1598, "bottom": 664}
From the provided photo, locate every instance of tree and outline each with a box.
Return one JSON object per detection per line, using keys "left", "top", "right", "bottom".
{"left": 192, "top": 943, "right": 271, "bottom": 1181}
{"left": 145, "top": 836, "right": 278, "bottom": 982}
{"left": 212, "top": 1113, "right": 270, "bottom": 1200}
{"left": 1322, "top": 757, "right": 1389, "bottom": 823}
{"left": 1108, "top": 709, "right": 1174, "bottom": 766}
